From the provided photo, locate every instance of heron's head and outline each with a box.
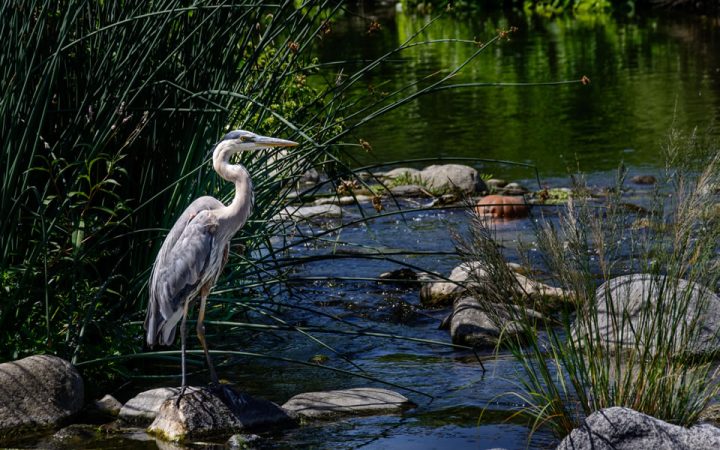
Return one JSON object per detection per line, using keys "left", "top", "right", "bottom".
{"left": 215, "top": 130, "right": 298, "bottom": 156}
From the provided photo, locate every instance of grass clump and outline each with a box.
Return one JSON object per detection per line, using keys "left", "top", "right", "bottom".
{"left": 458, "top": 128, "right": 720, "bottom": 439}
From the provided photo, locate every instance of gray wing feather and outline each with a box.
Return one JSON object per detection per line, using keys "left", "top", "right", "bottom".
{"left": 144, "top": 196, "right": 224, "bottom": 346}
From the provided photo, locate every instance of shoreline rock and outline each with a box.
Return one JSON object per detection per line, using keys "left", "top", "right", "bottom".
{"left": 557, "top": 407, "right": 720, "bottom": 449}
{"left": 0, "top": 355, "right": 84, "bottom": 442}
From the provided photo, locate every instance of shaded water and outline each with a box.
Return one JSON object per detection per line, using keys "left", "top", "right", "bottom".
{"left": 21, "top": 7, "right": 720, "bottom": 450}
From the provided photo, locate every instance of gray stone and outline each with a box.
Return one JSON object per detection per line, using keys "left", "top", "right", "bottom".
{"left": 120, "top": 387, "right": 190, "bottom": 426}
{"left": 227, "top": 433, "right": 261, "bottom": 448}
{"left": 449, "top": 297, "right": 543, "bottom": 347}
{"left": 427, "top": 194, "right": 460, "bottom": 207}
{"left": 419, "top": 164, "right": 486, "bottom": 194}
{"left": 420, "top": 261, "right": 567, "bottom": 308}
{"left": 630, "top": 174, "right": 657, "bottom": 185}
{"left": 300, "top": 167, "right": 320, "bottom": 184}
{"left": 573, "top": 274, "right": 720, "bottom": 356}
{"left": 485, "top": 178, "right": 508, "bottom": 190}
{"left": 379, "top": 268, "right": 418, "bottom": 285}
{"left": 389, "top": 184, "right": 431, "bottom": 197}
{"left": 147, "top": 386, "right": 294, "bottom": 442}
{"left": 0, "top": 355, "right": 84, "bottom": 441}
{"left": 382, "top": 167, "right": 421, "bottom": 180}
{"left": 95, "top": 394, "right": 122, "bottom": 417}
{"left": 502, "top": 182, "right": 528, "bottom": 194}
{"left": 281, "top": 388, "right": 415, "bottom": 420}
{"left": 315, "top": 195, "right": 371, "bottom": 206}
{"left": 80, "top": 393, "right": 123, "bottom": 424}
{"left": 557, "top": 407, "right": 720, "bottom": 450}
{"left": 275, "top": 204, "right": 343, "bottom": 221}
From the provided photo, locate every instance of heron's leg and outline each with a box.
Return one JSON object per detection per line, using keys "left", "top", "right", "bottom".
{"left": 197, "top": 284, "right": 219, "bottom": 385}
{"left": 175, "top": 298, "right": 191, "bottom": 407}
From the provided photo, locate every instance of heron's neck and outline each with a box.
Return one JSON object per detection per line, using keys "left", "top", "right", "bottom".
{"left": 213, "top": 149, "right": 253, "bottom": 236}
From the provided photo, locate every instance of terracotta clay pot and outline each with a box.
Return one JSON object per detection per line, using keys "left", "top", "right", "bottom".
{"left": 475, "top": 195, "right": 530, "bottom": 219}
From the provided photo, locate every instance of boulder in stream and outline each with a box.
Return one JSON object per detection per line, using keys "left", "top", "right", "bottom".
{"left": 419, "top": 164, "right": 487, "bottom": 195}
{"left": 557, "top": 407, "right": 720, "bottom": 450}
{"left": 147, "top": 386, "right": 295, "bottom": 442}
{"left": 572, "top": 274, "right": 720, "bottom": 357}
{"left": 281, "top": 387, "right": 415, "bottom": 420}
{"left": 420, "top": 261, "right": 567, "bottom": 308}
{"left": 448, "top": 297, "right": 544, "bottom": 348}
{"left": 0, "top": 355, "right": 84, "bottom": 442}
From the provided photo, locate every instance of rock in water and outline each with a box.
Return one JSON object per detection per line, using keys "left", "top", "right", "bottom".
{"left": 420, "top": 261, "right": 567, "bottom": 308}
{"left": 630, "top": 174, "right": 657, "bottom": 185}
{"left": 0, "top": 355, "right": 84, "bottom": 441}
{"left": 475, "top": 195, "right": 530, "bottom": 219}
{"left": 275, "top": 204, "right": 343, "bottom": 221}
{"left": 419, "top": 164, "right": 487, "bottom": 194}
{"left": 147, "top": 386, "right": 294, "bottom": 442}
{"left": 557, "top": 407, "right": 720, "bottom": 450}
{"left": 119, "top": 387, "right": 187, "bottom": 426}
{"left": 449, "top": 297, "right": 543, "bottom": 348}
{"left": 281, "top": 388, "right": 415, "bottom": 420}
{"left": 573, "top": 274, "right": 720, "bottom": 356}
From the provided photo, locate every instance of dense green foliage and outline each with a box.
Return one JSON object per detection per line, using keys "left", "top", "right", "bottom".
{"left": 0, "top": 0, "right": 346, "bottom": 365}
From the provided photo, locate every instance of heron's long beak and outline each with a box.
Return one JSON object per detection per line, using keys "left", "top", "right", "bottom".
{"left": 254, "top": 135, "right": 299, "bottom": 148}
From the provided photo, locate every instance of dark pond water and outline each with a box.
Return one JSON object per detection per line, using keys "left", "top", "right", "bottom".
{"left": 21, "top": 7, "right": 720, "bottom": 450}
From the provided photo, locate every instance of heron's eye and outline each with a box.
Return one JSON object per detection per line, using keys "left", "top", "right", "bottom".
{"left": 239, "top": 136, "right": 248, "bottom": 142}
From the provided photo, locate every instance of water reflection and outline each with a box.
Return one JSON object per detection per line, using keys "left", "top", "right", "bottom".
{"left": 317, "top": 8, "right": 720, "bottom": 178}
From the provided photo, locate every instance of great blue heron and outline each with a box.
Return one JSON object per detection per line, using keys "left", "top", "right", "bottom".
{"left": 144, "top": 130, "right": 298, "bottom": 404}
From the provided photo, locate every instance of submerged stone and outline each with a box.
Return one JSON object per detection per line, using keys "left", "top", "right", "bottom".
{"left": 281, "top": 388, "right": 415, "bottom": 420}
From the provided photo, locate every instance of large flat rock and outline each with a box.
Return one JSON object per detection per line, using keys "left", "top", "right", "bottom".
{"left": 557, "top": 407, "right": 720, "bottom": 449}
{"left": 0, "top": 355, "right": 84, "bottom": 441}
{"left": 281, "top": 387, "right": 415, "bottom": 420}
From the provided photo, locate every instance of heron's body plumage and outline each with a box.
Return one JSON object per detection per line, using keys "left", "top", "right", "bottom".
{"left": 142, "top": 130, "right": 297, "bottom": 400}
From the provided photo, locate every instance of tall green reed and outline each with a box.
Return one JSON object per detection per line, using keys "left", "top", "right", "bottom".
{"left": 0, "top": 0, "right": 345, "bottom": 364}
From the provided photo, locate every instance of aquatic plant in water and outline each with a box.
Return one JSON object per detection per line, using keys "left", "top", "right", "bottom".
{"left": 458, "top": 128, "right": 720, "bottom": 439}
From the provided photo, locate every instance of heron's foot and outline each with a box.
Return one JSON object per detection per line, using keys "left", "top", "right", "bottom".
{"left": 209, "top": 383, "right": 248, "bottom": 415}
{"left": 174, "top": 385, "right": 188, "bottom": 408}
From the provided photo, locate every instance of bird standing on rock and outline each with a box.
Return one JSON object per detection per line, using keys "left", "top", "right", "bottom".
{"left": 144, "top": 130, "right": 298, "bottom": 405}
